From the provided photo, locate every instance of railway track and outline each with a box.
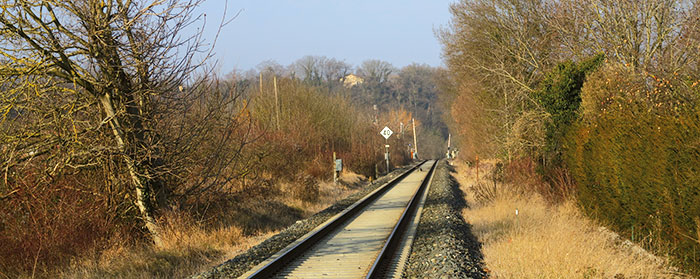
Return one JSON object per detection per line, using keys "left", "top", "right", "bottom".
{"left": 239, "top": 160, "right": 438, "bottom": 279}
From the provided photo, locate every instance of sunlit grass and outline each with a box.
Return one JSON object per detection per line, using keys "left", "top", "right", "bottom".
{"left": 454, "top": 160, "right": 689, "bottom": 279}
{"left": 59, "top": 171, "right": 366, "bottom": 279}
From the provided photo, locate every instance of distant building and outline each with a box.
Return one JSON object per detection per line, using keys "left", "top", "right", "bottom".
{"left": 342, "top": 74, "right": 364, "bottom": 88}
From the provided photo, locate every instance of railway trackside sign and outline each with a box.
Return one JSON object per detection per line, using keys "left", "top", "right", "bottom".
{"left": 335, "top": 159, "right": 343, "bottom": 172}
{"left": 380, "top": 126, "right": 393, "bottom": 139}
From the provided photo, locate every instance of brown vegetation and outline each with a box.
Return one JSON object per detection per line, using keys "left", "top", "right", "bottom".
{"left": 0, "top": 0, "right": 450, "bottom": 277}
{"left": 564, "top": 65, "right": 700, "bottom": 273}
{"left": 0, "top": 68, "right": 414, "bottom": 277}
{"left": 56, "top": 172, "right": 366, "bottom": 279}
{"left": 455, "top": 160, "right": 691, "bottom": 278}
{"left": 439, "top": 0, "right": 700, "bottom": 273}
{"left": 0, "top": 1, "right": 423, "bottom": 277}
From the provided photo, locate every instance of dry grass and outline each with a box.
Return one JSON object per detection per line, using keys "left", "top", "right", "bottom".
{"left": 59, "top": 211, "right": 274, "bottom": 279}
{"left": 58, "top": 171, "right": 366, "bottom": 279}
{"left": 453, "top": 160, "right": 691, "bottom": 279}
{"left": 280, "top": 170, "right": 365, "bottom": 216}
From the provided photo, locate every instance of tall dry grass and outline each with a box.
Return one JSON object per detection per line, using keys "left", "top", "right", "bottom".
{"left": 55, "top": 170, "right": 366, "bottom": 279}
{"left": 61, "top": 217, "right": 248, "bottom": 279}
{"left": 454, "top": 160, "right": 690, "bottom": 279}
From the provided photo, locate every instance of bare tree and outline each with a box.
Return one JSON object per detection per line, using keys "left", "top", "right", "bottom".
{"left": 395, "top": 64, "right": 438, "bottom": 112}
{"left": 320, "top": 57, "right": 352, "bottom": 84}
{"left": 357, "top": 59, "right": 394, "bottom": 83}
{"left": 439, "top": 0, "right": 700, "bottom": 160}
{"left": 291, "top": 56, "right": 352, "bottom": 90}
{"left": 293, "top": 55, "right": 323, "bottom": 85}
{"left": 0, "top": 0, "right": 217, "bottom": 244}
{"left": 438, "top": 0, "right": 555, "bottom": 159}
{"left": 552, "top": 0, "right": 699, "bottom": 73}
{"left": 256, "top": 60, "right": 287, "bottom": 77}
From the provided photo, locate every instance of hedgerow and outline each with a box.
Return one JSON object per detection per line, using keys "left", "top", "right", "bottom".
{"left": 564, "top": 65, "right": 700, "bottom": 272}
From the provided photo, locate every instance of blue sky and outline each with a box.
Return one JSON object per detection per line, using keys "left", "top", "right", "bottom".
{"left": 196, "top": 0, "right": 454, "bottom": 73}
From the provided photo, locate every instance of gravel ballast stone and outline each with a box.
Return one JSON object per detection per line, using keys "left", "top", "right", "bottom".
{"left": 192, "top": 164, "right": 417, "bottom": 279}
{"left": 403, "top": 160, "right": 486, "bottom": 278}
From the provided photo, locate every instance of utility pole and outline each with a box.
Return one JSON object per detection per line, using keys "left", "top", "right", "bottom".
{"left": 373, "top": 105, "right": 378, "bottom": 125}
{"left": 274, "top": 75, "right": 280, "bottom": 130}
{"left": 447, "top": 133, "right": 451, "bottom": 159}
{"left": 259, "top": 72, "right": 263, "bottom": 96}
{"left": 412, "top": 118, "right": 418, "bottom": 159}
{"left": 448, "top": 133, "right": 451, "bottom": 149}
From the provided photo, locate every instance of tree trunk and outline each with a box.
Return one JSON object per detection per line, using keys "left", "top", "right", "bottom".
{"left": 99, "top": 93, "right": 163, "bottom": 246}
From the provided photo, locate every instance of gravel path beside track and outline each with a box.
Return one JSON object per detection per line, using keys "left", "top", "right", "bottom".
{"left": 192, "top": 164, "right": 416, "bottom": 279}
{"left": 402, "top": 161, "right": 487, "bottom": 278}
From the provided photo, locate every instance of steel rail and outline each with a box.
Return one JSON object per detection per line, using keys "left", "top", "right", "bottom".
{"left": 244, "top": 161, "right": 427, "bottom": 279}
{"left": 365, "top": 160, "right": 438, "bottom": 278}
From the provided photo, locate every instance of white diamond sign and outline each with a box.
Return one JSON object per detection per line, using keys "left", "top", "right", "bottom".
{"left": 380, "top": 126, "right": 393, "bottom": 139}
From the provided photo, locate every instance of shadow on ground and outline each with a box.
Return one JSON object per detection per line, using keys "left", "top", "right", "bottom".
{"left": 404, "top": 161, "right": 486, "bottom": 278}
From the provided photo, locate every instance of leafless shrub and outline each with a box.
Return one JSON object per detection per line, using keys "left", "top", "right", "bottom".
{"left": 471, "top": 179, "right": 501, "bottom": 204}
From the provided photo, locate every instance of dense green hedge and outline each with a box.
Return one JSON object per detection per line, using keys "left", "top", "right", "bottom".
{"left": 564, "top": 65, "right": 700, "bottom": 273}
{"left": 533, "top": 54, "right": 603, "bottom": 171}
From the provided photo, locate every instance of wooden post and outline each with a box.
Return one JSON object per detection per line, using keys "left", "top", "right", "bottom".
{"left": 333, "top": 152, "right": 337, "bottom": 185}
{"left": 259, "top": 72, "right": 263, "bottom": 96}
{"left": 374, "top": 163, "right": 378, "bottom": 180}
{"left": 412, "top": 118, "right": 418, "bottom": 159}
{"left": 447, "top": 133, "right": 451, "bottom": 159}
{"left": 385, "top": 139, "right": 390, "bottom": 173}
{"left": 274, "top": 75, "right": 280, "bottom": 130}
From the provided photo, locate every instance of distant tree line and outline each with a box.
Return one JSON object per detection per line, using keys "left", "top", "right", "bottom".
{"left": 234, "top": 56, "right": 449, "bottom": 157}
